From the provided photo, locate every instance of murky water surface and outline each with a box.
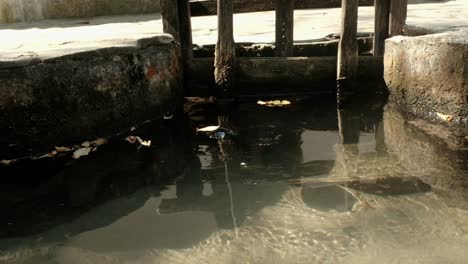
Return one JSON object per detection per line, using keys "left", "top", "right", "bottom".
{"left": 1, "top": 96, "right": 467, "bottom": 264}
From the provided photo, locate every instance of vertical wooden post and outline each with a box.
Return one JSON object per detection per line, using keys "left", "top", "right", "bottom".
{"left": 389, "top": 0, "right": 408, "bottom": 36}
{"left": 160, "top": 0, "right": 180, "bottom": 41}
{"left": 178, "top": 0, "right": 193, "bottom": 62}
{"left": 215, "top": 0, "right": 236, "bottom": 96}
{"left": 275, "top": 0, "right": 295, "bottom": 57}
{"left": 374, "top": 0, "right": 390, "bottom": 56}
{"left": 337, "top": 0, "right": 359, "bottom": 80}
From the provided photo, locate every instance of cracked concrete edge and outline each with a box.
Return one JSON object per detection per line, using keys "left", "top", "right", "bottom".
{"left": 0, "top": 33, "right": 175, "bottom": 69}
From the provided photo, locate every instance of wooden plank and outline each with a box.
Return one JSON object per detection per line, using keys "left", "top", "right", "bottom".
{"left": 389, "top": 0, "right": 408, "bottom": 36}
{"left": 178, "top": 0, "right": 194, "bottom": 61}
{"left": 189, "top": 56, "right": 383, "bottom": 96}
{"left": 275, "top": 0, "right": 295, "bottom": 57}
{"left": 214, "top": 0, "right": 236, "bottom": 96}
{"left": 160, "top": 0, "right": 180, "bottom": 41}
{"left": 337, "top": 0, "right": 359, "bottom": 80}
{"left": 190, "top": 0, "right": 374, "bottom": 17}
{"left": 373, "top": 0, "right": 390, "bottom": 56}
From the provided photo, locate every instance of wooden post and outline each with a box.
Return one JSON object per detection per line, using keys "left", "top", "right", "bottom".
{"left": 337, "top": 0, "right": 359, "bottom": 80}
{"left": 275, "top": 0, "right": 295, "bottom": 57}
{"left": 178, "top": 0, "right": 193, "bottom": 62}
{"left": 214, "top": 0, "right": 236, "bottom": 96}
{"left": 160, "top": 0, "right": 180, "bottom": 41}
{"left": 374, "top": 0, "right": 390, "bottom": 56}
{"left": 389, "top": 0, "right": 408, "bottom": 36}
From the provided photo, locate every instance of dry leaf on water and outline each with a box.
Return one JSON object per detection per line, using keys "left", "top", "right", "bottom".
{"left": 257, "top": 100, "right": 291, "bottom": 107}
{"left": 196, "top": 126, "right": 220, "bottom": 132}
{"left": 125, "top": 136, "right": 151, "bottom": 147}
{"left": 55, "top": 146, "right": 72, "bottom": 153}
{"left": 73, "top": 147, "right": 92, "bottom": 159}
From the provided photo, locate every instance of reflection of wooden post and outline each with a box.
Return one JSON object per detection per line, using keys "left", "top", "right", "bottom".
{"left": 215, "top": 0, "right": 236, "bottom": 96}
{"left": 275, "top": 0, "right": 295, "bottom": 57}
{"left": 390, "top": 0, "right": 408, "bottom": 36}
{"left": 337, "top": 0, "right": 359, "bottom": 80}
{"left": 160, "top": 0, "right": 180, "bottom": 41}
{"left": 178, "top": 0, "right": 193, "bottom": 62}
{"left": 374, "top": 0, "right": 390, "bottom": 56}
{"left": 338, "top": 108, "right": 361, "bottom": 154}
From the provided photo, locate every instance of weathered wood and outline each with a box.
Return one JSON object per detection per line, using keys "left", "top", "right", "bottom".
{"left": 275, "top": 0, "right": 295, "bottom": 57}
{"left": 337, "top": 0, "right": 359, "bottom": 80}
{"left": 389, "top": 0, "right": 408, "bottom": 36}
{"left": 160, "top": 0, "right": 180, "bottom": 41}
{"left": 189, "top": 56, "right": 383, "bottom": 96}
{"left": 190, "top": 0, "right": 374, "bottom": 17}
{"left": 178, "top": 0, "right": 194, "bottom": 61}
{"left": 214, "top": 0, "right": 236, "bottom": 96}
{"left": 373, "top": 0, "right": 390, "bottom": 56}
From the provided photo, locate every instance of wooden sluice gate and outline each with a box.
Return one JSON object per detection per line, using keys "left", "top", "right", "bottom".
{"left": 160, "top": 0, "right": 408, "bottom": 97}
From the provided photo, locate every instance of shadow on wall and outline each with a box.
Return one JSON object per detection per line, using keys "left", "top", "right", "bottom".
{"left": 0, "top": 0, "right": 161, "bottom": 23}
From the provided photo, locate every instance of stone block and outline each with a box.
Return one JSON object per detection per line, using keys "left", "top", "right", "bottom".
{"left": 384, "top": 30, "right": 468, "bottom": 129}
{"left": 0, "top": 34, "right": 183, "bottom": 158}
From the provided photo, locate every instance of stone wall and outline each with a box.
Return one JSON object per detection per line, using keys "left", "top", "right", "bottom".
{"left": 0, "top": 34, "right": 183, "bottom": 158}
{"left": 384, "top": 30, "right": 468, "bottom": 131}
{"left": 0, "top": 0, "right": 160, "bottom": 23}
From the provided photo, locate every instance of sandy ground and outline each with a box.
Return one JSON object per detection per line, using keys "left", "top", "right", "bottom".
{"left": 0, "top": 0, "right": 467, "bottom": 57}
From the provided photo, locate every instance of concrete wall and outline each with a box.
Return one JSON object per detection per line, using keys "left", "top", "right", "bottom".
{"left": 384, "top": 29, "right": 468, "bottom": 130}
{"left": 0, "top": 34, "right": 183, "bottom": 157}
{"left": 0, "top": 0, "right": 160, "bottom": 23}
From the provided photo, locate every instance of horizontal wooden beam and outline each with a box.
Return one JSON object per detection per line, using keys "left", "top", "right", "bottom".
{"left": 190, "top": 0, "right": 374, "bottom": 17}
{"left": 188, "top": 56, "right": 383, "bottom": 96}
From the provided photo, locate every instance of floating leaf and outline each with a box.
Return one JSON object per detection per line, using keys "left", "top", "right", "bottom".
{"left": 136, "top": 137, "right": 152, "bottom": 147}
{"left": 55, "top": 146, "right": 72, "bottom": 153}
{"left": 257, "top": 100, "right": 291, "bottom": 107}
{"left": 197, "top": 126, "right": 220, "bottom": 132}
{"left": 125, "top": 136, "right": 151, "bottom": 147}
{"left": 0, "top": 160, "right": 13, "bottom": 166}
{"left": 73, "top": 147, "right": 91, "bottom": 159}
{"left": 91, "top": 138, "right": 108, "bottom": 147}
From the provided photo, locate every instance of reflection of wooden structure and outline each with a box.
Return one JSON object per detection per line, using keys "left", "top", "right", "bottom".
{"left": 160, "top": 0, "right": 408, "bottom": 95}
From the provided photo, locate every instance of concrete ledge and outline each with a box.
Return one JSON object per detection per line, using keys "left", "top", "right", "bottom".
{"left": 384, "top": 29, "right": 468, "bottom": 130}
{"left": 0, "top": 34, "right": 183, "bottom": 158}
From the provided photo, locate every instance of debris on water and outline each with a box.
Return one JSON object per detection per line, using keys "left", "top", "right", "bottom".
{"left": 0, "top": 159, "right": 13, "bottom": 166}
{"left": 55, "top": 146, "right": 72, "bottom": 153}
{"left": 72, "top": 147, "right": 92, "bottom": 159}
{"left": 92, "top": 138, "right": 108, "bottom": 147}
{"left": 257, "top": 100, "right": 291, "bottom": 107}
{"left": 436, "top": 112, "right": 454, "bottom": 122}
{"left": 210, "top": 131, "right": 226, "bottom": 140}
{"left": 197, "top": 126, "right": 221, "bottom": 132}
{"left": 164, "top": 112, "right": 174, "bottom": 120}
{"left": 125, "top": 136, "right": 152, "bottom": 148}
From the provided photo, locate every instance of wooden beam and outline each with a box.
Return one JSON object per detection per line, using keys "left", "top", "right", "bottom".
{"left": 337, "top": 0, "right": 359, "bottom": 80}
{"left": 178, "top": 0, "right": 194, "bottom": 61}
{"left": 389, "top": 0, "right": 408, "bottom": 36}
{"left": 214, "top": 0, "right": 236, "bottom": 96}
{"left": 190, "top": 0, "right": 374, "bottom": 17}
{"left": 275, "top": 0, "right": 295, "bottom": 57}
{"left": 373, "top": 0, "right": 390, "bottom": 56}
{"left": 160, "top": 0, "right": 180, "bottom": 41}
{"left": 189, "top": 56, "right": 383, "bottom": 96}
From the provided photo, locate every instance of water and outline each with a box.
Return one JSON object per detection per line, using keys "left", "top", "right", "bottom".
{"left": 0, "top": 95, "right": 467, "bottom": 264}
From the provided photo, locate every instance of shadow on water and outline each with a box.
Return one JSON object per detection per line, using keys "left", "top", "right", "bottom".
{"left": 0, "top": 81, "right": 466, "bottom": 262}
